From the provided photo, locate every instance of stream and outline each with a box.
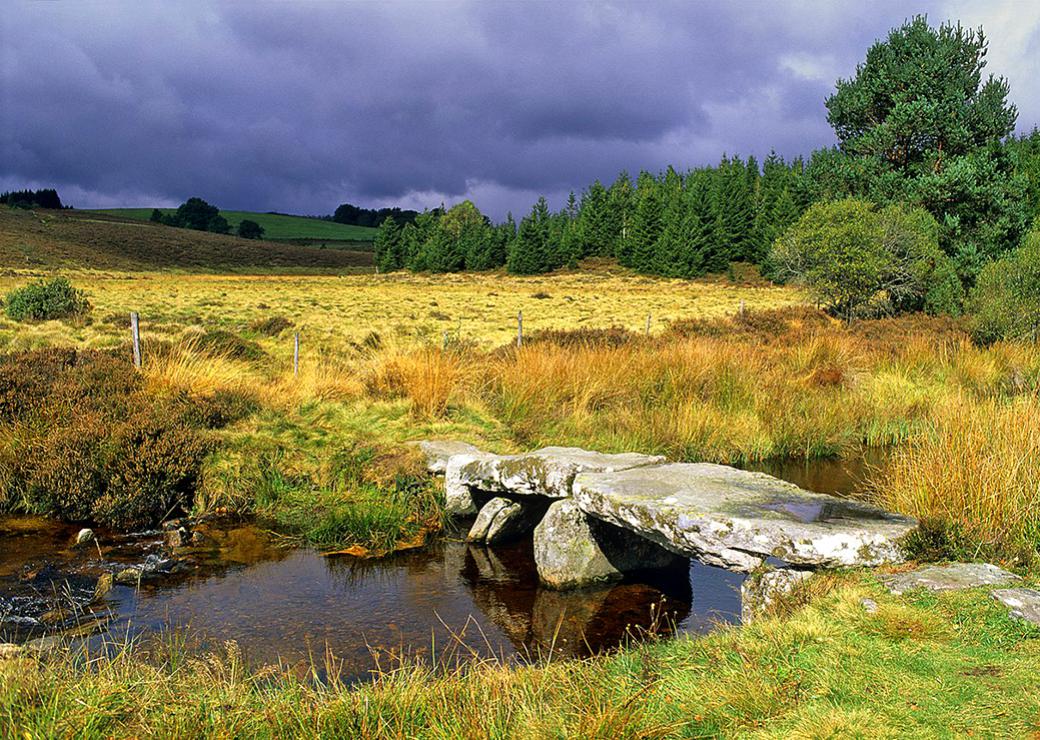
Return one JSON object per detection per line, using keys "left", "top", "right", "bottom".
{"left": 0, "top": 452, "right": 886, "bottom": 681}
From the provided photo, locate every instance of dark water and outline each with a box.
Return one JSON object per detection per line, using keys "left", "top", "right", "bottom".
{"left": 0, "top": 452, "right": 887, "bottom": 681}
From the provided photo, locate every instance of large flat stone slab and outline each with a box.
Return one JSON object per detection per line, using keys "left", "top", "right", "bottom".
{"left": 455, "top": 447, "right": 665, "bottom": 500}
{"left": 573, "top": 463, "right": 916, "bottom": 572}
{"left": 991, "top": 588, "right": 1040, "bottom": 627}
{"left": 880, "top": 563, "right": 1020, "bottom": 595}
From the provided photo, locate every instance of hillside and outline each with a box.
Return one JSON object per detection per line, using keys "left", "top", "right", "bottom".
{"left": 0, "top": 208, "right": 374, "bottom": 272}
{"left": 89, "top": 208, "right": 378, "bottom": 243}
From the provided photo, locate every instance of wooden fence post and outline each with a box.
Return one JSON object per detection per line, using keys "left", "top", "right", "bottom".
{"left": 739, "top": 299, "right": 745, "bottom": 317}
{"left": 645, "top": 313, "right": 651, "bottom": 336}
{"left": 517, "top": 310, "right": 523, "bottom": 348}
{"left": 130, "top": 312, "right": 141, "bottom": 368}
{"left": 293, "top": 332, "right": 300, "bottom": 376}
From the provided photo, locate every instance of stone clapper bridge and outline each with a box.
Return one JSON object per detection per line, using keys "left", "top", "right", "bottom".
{"left": 416, "top": 441, "right": 917, "bottom": 621}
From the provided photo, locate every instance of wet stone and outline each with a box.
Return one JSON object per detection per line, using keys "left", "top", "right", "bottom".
{"left": 879, "top": 563, "right": 1020, "bottom": 595}
{"left": 74, "top": 528, "right": 95, "bottom": 546}
{"left": 573, "top": 463, "right": 916, "bottom": 572}
{"left": 991, "top": 588, "right": 1040, "bottom": 627}
{"left": 467, "top": 498, "right": 514, "bottom": 542}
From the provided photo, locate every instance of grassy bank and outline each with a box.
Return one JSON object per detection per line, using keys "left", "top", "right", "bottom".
{"left": 2, "top": 572, "right": 1038, "bottom": 737}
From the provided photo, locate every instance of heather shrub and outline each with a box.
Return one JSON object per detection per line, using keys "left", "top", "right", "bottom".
{"left": 0, "top": 347, "right": 247, "bottom": 529}
{"left": 4, "top": 277, "right": 90, "bottom": 321}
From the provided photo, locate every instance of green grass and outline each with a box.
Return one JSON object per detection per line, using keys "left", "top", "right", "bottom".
{"left": 2, "top": 573, "right": 1038, "bottom": 737}
{"left": 89, "top": 208, "right": 378, "bottom": 242}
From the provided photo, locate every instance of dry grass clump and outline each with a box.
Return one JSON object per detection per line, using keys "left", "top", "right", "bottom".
{"left": 142, "top": 338, "right": 250, "bottom": 399}
{"left": 365, "top": 346, "right": 474, "bottom": 418}
{"left": 877, "top": 396, "right": 1040, "bottom": 562}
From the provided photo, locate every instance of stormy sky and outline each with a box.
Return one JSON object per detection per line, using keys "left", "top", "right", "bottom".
{"left": 2, "top": 1, "right": 1039, "bottom": 220}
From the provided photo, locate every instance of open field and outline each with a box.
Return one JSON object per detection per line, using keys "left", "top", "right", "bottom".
{"left": 0, "top": 209, "right": 373, "bottom": 272}
{"left": 0, "top": 268, "right": 799, "bottom": 352}
{"left": 88, "top": 208, "right": 378, "bottom": 243}
{"left": 2, "top": 215, "right": 1040, "bottom": 737}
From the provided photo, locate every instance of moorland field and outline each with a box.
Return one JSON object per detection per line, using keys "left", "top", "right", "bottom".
{"left": 0, "top": 201, "right": 1038, "bottom": 736}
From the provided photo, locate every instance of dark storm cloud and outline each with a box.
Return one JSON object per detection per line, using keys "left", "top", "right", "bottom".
{"left": 2, "top": 0, "right": 1036, "bottom": 218}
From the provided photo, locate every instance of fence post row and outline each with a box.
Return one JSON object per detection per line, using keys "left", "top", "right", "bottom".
{"left": 130, "top": 311, "right": 141, "bottom": 369}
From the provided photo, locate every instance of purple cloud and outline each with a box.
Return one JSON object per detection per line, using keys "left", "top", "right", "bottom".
{"left": 1, "top": 0, "right": 1036, "bottom": 219}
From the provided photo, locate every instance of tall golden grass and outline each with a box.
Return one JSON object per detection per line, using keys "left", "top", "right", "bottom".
{"left": 133, "top": 308, "right": 1040, "bottom": 559}
{"left": 877, "top": 396, "right": 1040, "bottom": 561}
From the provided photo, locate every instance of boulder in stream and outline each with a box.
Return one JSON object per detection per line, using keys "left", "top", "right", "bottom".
{"left": 533, "top": 499, "right": 684, "bottom": 589}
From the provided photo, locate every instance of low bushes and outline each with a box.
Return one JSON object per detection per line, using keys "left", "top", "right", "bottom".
{"left": 3, "top": 277, "right": 90, "bottom": 321}
{"left": 0, "top": 348, "right": 251, "bottom": 529}
{"left": 969, "top": 229, "right": 1040, "bottom": 344}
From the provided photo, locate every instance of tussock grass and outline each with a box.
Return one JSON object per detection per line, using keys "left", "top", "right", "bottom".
{"left": 878, "top": 395, "right": 1040, "bottom": 563}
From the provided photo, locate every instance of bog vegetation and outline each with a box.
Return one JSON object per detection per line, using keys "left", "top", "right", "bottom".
{"left": 1, "top": 13, "right": 1040, "bottom": 738}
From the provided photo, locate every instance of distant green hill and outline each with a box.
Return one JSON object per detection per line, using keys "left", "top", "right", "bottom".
{"left": 0, "top": 208, "right": 373, "bottom": 273}
{"left": 89, "top": 208, "right": 377, "bottom": 242}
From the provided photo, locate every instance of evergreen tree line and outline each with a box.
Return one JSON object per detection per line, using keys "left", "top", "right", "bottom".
{"left": 1, "top": 189, "right": 64, "bottom": 209}
{"left": 376, "top": 18, "right": 1040, "bottom": 284}
{"left": 332, "top": 202, "right": 419, "bottom": 228}
{"left": 374, "top": 153, "right": 809, "bottom": 277}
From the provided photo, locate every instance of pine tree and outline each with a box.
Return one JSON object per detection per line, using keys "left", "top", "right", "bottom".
{"left": 507, "top": 197, "right": 553, "bottom": 274}
{"left": 607, "top": 171, "right": 634, "bottom": 258}
{"left": 577, "top": 181, "right": 610, "bottom": 257}
{"left": 373, "top": 216, "right": 403, "bottom": 272}
{"left": 712, "top": 155, "right": 756, "bottom": 264}
{"left": 646, "top": 167, "right": 683, "bottom": 274}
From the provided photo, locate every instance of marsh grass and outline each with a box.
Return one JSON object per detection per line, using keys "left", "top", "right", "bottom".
{"left": 878, "top": 395, "right": 1040, "bottom": 564}
{"left": 2, "top": 574, "right": 1038, "bottom": 737}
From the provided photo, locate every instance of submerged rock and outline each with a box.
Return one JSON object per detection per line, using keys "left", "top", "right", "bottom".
{"left": 413, "top": 439, "right": 483, "bottom": 474}
{"left": 879, "top": 563, "right": 1020, "bottom": 595}
{"left": 115, "top": 568, "right": 143, "bottom": 585}
{"left": 741, "top": 568, "right": 814, "bottom": 624}
{"left": 533, "top": 499, "right": 683, "bottom": 589}
{"left": 573, "top": 463, "right": 916, "bottom": 572}
{"left": 990, "top": 588, "right": 1040, "bottom": 627}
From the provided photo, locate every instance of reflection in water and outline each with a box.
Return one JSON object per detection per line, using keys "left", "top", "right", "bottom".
{"left": 739, "top": 448, "right": 892, "bottom": 499}
{"left": 0, "top": 451, "right": 885, "bottom": 681}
